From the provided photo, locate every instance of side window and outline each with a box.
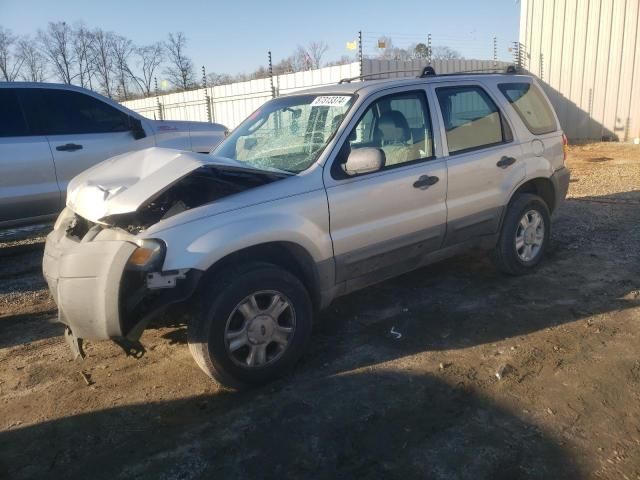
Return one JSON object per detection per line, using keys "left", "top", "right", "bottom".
{"left": 498, "top": 82, "right": 557, "bottom": 135}
{"left": 0, "top": 90, "right": 29, "bottom": 137}
{"left": 348, "top": 91, "right": 433, "bottom": 169}
{"left": 436, "top": 86, "right": 506, "bottom": 155}
{"left": 20, "top": 89, "right": 130, "bottom": 135}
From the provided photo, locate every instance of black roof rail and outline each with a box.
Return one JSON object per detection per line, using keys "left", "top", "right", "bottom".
{"left": 338, "top": 64, "right": 520, "bottom": 84}
{"left": 338, "top": 69, "right": 423, "bottom": 84}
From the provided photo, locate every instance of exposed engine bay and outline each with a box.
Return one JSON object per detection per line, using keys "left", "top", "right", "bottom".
{"left": 97, "top": 165, "right": 287, "bottom": 233}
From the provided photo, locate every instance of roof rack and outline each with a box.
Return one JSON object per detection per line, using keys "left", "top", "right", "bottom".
{"left": 339, "top": 69, "right": 424, "bottom": 84}
{"left": 338, "top": 65, "right": 520, "bottom": 84}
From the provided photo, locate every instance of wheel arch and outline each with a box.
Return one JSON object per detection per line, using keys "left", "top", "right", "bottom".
{"left": 199, "top": 241, "right": 328, "bottom": 311}
{"left": 509, "top": 177, "right": 556, "bottom": 212}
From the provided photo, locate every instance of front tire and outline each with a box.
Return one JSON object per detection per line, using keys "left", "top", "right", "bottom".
{"left": 492, "top": 193, "right": 551, "bottom": 275}
{"left": 188, "top": 263, "right": 312, "bottom": 389}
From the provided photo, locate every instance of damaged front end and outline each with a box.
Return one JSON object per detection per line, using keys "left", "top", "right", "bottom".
{"left": 100, "top": 164, "right": 285, "bottom": 233}
{"left": 43, "top": 209, "right": 202, "bottom": 359}
{"left": 45, "top": 148, "right": 287, "bottom": 360}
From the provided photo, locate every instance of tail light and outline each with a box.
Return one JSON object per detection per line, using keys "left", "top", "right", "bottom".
{"left": 562, "top": 133, "right": 568, "bottom": 163}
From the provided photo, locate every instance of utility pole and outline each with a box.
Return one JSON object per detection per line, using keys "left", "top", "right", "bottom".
{"left": 202, "top": 65, "right": 212, "bottom": 123}
{"left": 268, "top": 50, "right": 276, "bottom": 99}
{"left": 357, "top": 30, "right": 363, "bottom": 78}
{"left": 154, "top": 77, "right": 163, "bottom": 121}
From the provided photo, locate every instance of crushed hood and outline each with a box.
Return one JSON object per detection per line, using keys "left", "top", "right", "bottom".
{"left": 66, "top": 147, "right": 286, "bottom": 228}
{"left": 67, "top": 148, "right": 208, "bottom": 222}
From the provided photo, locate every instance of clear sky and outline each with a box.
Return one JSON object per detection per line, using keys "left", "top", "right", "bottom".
{"left": 1, "top": 0, "right": 521, "bottom": 76}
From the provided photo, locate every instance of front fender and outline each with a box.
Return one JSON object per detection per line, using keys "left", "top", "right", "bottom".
{"left": 155, "top": 190, "right": 333, "bottom": 272}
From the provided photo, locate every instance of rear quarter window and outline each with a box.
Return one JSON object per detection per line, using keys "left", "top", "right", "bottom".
{"left": 498, "top": 82, "right": 557, "bottom": 135}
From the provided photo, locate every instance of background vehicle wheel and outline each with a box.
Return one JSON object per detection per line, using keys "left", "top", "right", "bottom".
{"left": 188, "top": 263, "right": 312, "bottom": 389}
{"left": 492, "top": 193, "right": 551, "bottom": 275}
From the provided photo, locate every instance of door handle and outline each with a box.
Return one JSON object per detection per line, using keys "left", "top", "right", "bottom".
{"left": 56, "top": 143, "right": 83, "bottom": 152}
{"left": 496, "top": 156, "right": 516, "bottom": 168}
{"left": 413, "top": 175, "right": 439, "bottom": 190}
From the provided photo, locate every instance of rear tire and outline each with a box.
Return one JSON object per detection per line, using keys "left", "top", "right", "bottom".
{"left": 492, "top": 193, "right": 551, "bottom": 275}
{"left": 188, "top": 263, "right": 312, "bottom": 389}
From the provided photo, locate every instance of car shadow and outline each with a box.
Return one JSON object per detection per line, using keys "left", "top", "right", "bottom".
{"left": 0, "top": 369, "right": 581, "bottom": 479}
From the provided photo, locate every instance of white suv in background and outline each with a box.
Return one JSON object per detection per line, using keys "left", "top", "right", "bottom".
{"left": 0, "top": 83, "right": 227, "bottom": 227}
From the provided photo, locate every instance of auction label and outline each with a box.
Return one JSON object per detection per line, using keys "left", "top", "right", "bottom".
{"left": 311, "top": 96, "right": 351, "bottom": 107}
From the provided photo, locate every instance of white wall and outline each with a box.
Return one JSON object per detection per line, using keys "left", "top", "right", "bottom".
{"left": 122, "top": 63, "right": 361, "bottom": 129}
{"left": 121, "top": 59, "right": 511, "bottom": 130}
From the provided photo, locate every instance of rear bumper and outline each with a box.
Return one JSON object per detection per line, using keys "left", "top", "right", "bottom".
{"left": 551, "top": 167, "right": 570, "bottom": 211}
{"left": 43, "top": 221, "right": 137, "bottom": 340}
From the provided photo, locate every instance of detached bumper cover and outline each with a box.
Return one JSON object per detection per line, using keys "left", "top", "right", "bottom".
{"left": 43, "top": 226, "right": 137, "bottom": 340}
{"left": 551, "top": 167, "right": 570, "bottom": 211}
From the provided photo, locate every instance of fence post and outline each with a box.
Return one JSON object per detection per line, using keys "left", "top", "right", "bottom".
{"left": 154, "top": 77, "right": 163, "bottom": 121}
{"left": 512, "top": 41, "right": 522, "bottom": 70}
{"left": 358, "top": 30, "right": 363, "bottom": 78}
{"left": 493, "top": 36, "right": 497, "bottom": 68}
{"left": 202, "top": 65, "right": 212, "bottom": 123}
{"left": 268, "top": 50, "right": 276, "bottom": 99}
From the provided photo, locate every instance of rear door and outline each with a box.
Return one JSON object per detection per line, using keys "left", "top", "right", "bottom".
{"left": 0, "top": 88, "right": 60, "bottom": 224}
{"left": 324, "top": 88, "right": 447, "bottom": 288}
{"left": 19, "top": 88, "right": 154, "bottom": 196}
{"left": 429, "top": 81, "right": 525, "bottom": 245}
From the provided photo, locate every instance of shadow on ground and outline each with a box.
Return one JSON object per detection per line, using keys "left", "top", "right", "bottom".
{"left": 0, "top": 369, "right": 580, "bottom": 479}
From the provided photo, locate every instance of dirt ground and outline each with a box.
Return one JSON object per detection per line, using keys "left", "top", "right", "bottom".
{"left": 1, "top": 143, "right": 639, "bottom": 479}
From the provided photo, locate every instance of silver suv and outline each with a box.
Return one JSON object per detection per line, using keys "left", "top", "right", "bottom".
{"left": 43, "top": 71, "right": 570, "bottom": 388}
{"left": 0, "top": 83, "right": 227, "bottom": 227}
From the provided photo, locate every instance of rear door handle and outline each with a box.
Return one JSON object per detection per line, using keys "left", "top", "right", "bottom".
{"left": 413, "top": 175, "right": 439, "bottom": 190}
{"left": 496, "top": 156, "right": 516, "bottom": 168}
{"left": 56, "top": 143, "right": 83, "bottom": 152}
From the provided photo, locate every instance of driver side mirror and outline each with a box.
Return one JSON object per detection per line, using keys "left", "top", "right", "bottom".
{"left": 129, "top": 116, "right": 147, "bottom": 140}
{"left": 344, "top": 147, "right": 385, "bottom": 176}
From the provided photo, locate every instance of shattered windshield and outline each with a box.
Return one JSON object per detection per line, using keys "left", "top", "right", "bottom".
{"left": 212, "top": 94, "right": 354, "bottom": 173}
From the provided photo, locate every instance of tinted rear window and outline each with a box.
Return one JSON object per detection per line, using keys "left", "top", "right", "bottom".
{"left": 0, "top": 89, "right": 29, "bottom": 137}
{"left": 19, "top": 88, "right": 130, "bottom": 135}
{"left": 498, "top": 82, "right": 557, "bottom": 135}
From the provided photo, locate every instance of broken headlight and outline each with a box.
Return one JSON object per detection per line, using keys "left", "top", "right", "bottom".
{"left": 127, "top": 239, "right": 166, "bottom": 271}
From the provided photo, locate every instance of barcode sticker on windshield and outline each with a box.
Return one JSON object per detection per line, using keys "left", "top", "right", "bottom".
{"left": 311, "top": 96, "right": 351, "bottom": 107}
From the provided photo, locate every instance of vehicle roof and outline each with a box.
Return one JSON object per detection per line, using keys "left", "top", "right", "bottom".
{"left": 0, "top": 81, "right": 101, "bottom": 92}
{"left": 294, "top": 73, "right": 533, "bottom": 96}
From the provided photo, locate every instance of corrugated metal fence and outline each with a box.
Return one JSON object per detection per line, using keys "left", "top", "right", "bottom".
{"left": 519, "top": 0, "right": 640, "bottom": 142}
{"left": 122, "top": 59, "right": 509, "bottom": 130}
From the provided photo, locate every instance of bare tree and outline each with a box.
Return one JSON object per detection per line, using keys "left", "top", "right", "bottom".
{"left": 164, "top": 32, "right": 195, "bottom": 90}
{"left": 307, "top": 41, "right": 328, "bottom": 69}
{"left": 325, "top": 55, "right": 356, "bottom": 67}
{"left": 293, "top": 46, "right": 313, "bottom": 71}
{"left": 0, "top": 26, "right": 23, "bottom": 81}
{"left": 17, "top": 37, "right": 46, "bottom": 82}
{"left": 90, "top": 28, "right": 116, "bottom": 97}
{"left": 38, "top": 21, "right": 75, "bottom": 83}
{"left": 133, "top": 42, "right": 163, "bottom": 95}
{"left": 111, "top": 34, "right": 135, "bottom": 99}
{"left": 73, "top": 23, "right": 94, "bottom": 88}
{"left": 432, "top": 46, "right": 462, "bottom": 60}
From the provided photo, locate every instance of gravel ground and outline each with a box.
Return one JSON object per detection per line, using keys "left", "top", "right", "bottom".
{"left": 0, "top": 143, "right": 639, "bottom": 479}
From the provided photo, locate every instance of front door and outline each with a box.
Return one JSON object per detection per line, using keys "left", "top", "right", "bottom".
{"left": 324, "top": 89, "right": 447, "bottom": 288}
{"left": 19, "top": 87, "right": 153, "bottom": 198}
{"left": 0, "top": 88, "right": 60, "bottom": 224}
